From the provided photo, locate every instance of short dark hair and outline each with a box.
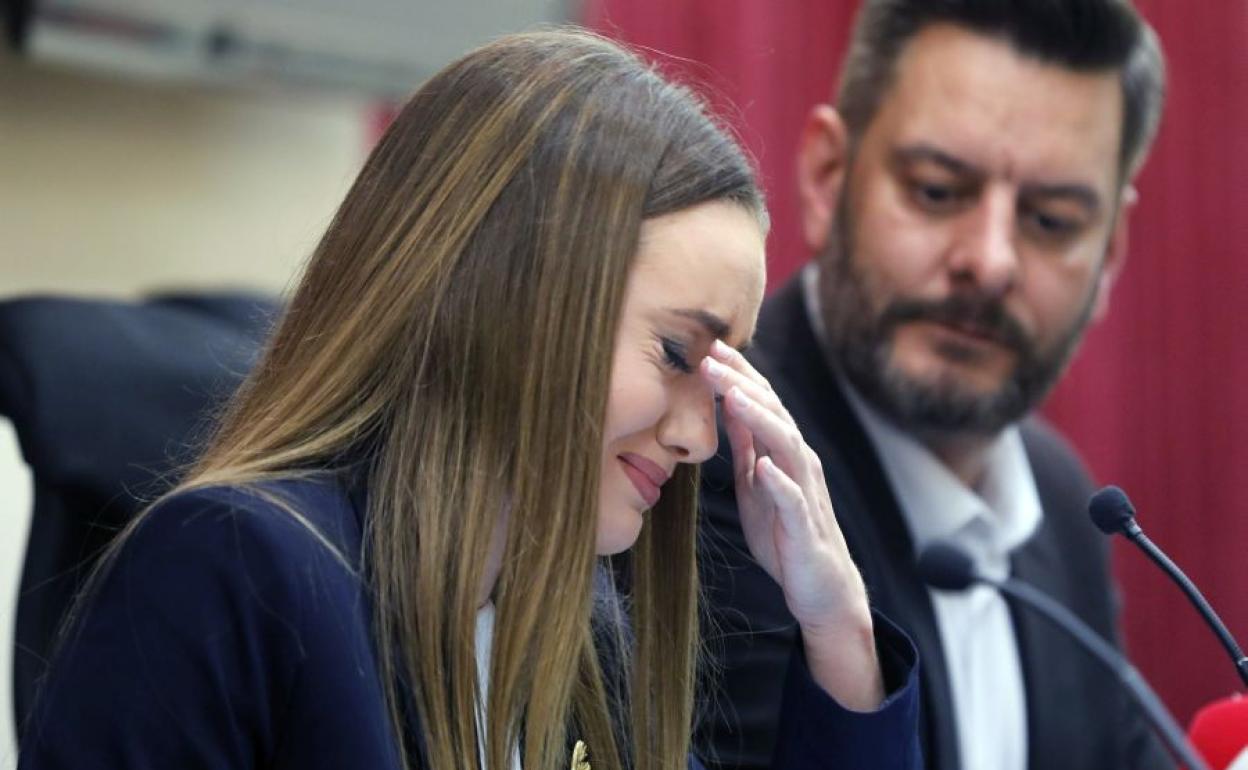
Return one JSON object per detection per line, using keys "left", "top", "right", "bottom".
{"left": 836, "top": 0, "right": 1166, "bottom": 179}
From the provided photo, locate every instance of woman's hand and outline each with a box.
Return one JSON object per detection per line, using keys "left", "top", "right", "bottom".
{"left": 701, "top": 340, "right": 884, "bottom": 711}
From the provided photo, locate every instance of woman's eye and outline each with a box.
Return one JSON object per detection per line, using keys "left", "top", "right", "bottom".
{"left": 660, "top": 337, "right": 693, "bottom": 374}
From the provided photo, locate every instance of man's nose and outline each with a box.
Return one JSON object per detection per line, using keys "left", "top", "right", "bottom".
{"left": 947, "top": 188, "right": 1020, "bottom": 296}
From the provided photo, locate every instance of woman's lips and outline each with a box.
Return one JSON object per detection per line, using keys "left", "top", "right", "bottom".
{"left": 619, "top": 453, "right": 669, "bottom": 507}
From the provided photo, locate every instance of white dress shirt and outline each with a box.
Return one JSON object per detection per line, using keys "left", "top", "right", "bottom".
{"left": 803, "top": 264, "right": 1040, "bottom": 770}
{"left": 475, "top": 603, "right": 523, "bottom": 770}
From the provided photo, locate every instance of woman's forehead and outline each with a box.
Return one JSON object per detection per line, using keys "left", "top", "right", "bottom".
{"left": 631, "top": 202, "right": 766, "bottom": 344}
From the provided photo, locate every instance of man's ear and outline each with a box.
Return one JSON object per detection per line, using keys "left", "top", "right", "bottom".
{"left": 796, "top": 105, "right": 851, "bottom": 254}
{"left": 1091, "top": 185, "right": 1136, "bottom": 322}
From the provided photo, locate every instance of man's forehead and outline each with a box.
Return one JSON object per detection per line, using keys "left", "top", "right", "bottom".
{"left": 877, "top": 23, "right": 1124, "bottom": 189}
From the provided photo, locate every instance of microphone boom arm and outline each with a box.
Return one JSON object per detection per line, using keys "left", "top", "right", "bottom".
{"left": 1126, "top": 527, "right": 1248, "bottom": 689}
{"left": 988, "top": 576, "right": 1210, "bottom": 770}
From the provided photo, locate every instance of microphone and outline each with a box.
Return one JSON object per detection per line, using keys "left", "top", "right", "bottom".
{"left": 1089, "top": 486, "right": 1248, "bottom": 688}
{"left": 917, "top": 541, "right": 1210, "bottom": 770}
{"left": 1188, "top": 695, "right": 1248, "bottom": 769}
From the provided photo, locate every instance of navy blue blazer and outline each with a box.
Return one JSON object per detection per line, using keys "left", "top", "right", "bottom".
{"left": 19, "top": 475, "right": 921, "bottom": 769}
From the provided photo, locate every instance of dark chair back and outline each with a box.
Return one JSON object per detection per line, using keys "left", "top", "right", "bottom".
{"left": 0, "top": 292, "right": 278, "bottom": 736}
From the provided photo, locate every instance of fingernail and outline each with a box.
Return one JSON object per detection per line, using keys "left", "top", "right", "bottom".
{"left": 730, "top": 387, "right": 750, "bottom": 408}
{"left": 713, "top": 339, "right": 733, "bottom": 357}
{"left": 705, "top": 358, "right": 725, "bottom": 379}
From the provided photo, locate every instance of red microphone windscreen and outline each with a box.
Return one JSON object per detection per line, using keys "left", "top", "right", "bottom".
{"left": 1189, "top": 694, "right": 1248, "bottom": 770}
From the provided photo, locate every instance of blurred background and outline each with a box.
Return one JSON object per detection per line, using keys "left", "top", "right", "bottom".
{"left": 1, "top": 0, "right": 1244, "bottom": 765}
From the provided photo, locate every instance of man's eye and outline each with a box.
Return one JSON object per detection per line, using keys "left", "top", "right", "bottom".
{"left": 910, "top": 181, "right": 966, "bottom": 211}
{"left": 1022, "top": 206, "right": 1083, "bottom": 240}
{"left": 661, "top": 337, "right": 693, "bottom": 374}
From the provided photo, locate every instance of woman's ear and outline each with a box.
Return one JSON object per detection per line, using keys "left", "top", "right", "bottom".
{"left": 796, "top": 105, "right": 851, "bottom": 254}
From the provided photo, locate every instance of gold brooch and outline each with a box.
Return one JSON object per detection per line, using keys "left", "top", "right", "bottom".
{"left": 570, "top": 740, "right": 591, "bottom": 769}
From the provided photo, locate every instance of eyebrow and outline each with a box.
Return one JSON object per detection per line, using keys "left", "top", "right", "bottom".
{"left": 892, "top": 143, "right": 980, "bottom": 177}
{"left": 893, "top": 142, "right": 1103, "bottom": 215}
{"left": 667, "top": 308, "right": 751, "bottom": 351}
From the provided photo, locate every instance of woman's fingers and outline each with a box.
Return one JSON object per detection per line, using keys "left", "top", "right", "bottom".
{"left": 722, "top": 386, "right": 807, "bottom": 479}
{"left": 755, "top": 456, "right": 809, "bottom": 540}
{"left": 702, "top": 355, "right": 781, "bottom": 407}
{"left": 710, "top": 339, "right": 772, "bottom": 392}
{"left": 720, "top": 401, "right": 757, "bottom": 485}
{"left": 710, "top": 340, "right": 808, "bottom": 433}
{"left": 701, "top": 356, "right": 794, "bottom": 429}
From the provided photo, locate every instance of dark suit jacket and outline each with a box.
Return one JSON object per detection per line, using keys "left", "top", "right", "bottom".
{"left": 19, "top": 473, "right": 923, "bottom": 769}
{"left": 695, "top": 275, "right": 1172, "bottom": 770}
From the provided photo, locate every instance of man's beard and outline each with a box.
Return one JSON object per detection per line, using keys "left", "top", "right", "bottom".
{"left": 819, "top": 205, "right": 1098, "bottom": 438}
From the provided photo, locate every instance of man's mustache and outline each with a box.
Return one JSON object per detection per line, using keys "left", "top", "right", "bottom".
{"left": 878, "top": 294, "right": 1031, "bottom": 354}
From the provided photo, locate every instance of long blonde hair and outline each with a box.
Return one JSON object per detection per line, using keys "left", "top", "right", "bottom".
{"left": 114, "top": 29, "right": 762, "bottom": 770}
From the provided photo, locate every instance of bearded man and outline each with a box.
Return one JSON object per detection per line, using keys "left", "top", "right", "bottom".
{"left": 696, "top": 2, "right": 1173, "bottom": 769}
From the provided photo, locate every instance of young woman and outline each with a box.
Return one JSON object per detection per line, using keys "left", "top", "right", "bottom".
{"left": 19, "top": 29, "right": 919, "bottom": 770}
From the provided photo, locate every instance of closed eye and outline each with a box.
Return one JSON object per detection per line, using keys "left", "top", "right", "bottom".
{"left": 660, "top": 336, "right": 693, "bottom": 374}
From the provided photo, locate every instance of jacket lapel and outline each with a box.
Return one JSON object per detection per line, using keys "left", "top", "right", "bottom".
{"left": 1009, "top": 447, "right": 1080, "bottom": 770}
